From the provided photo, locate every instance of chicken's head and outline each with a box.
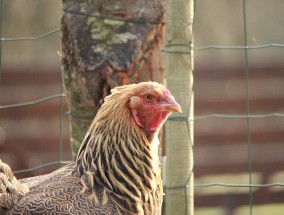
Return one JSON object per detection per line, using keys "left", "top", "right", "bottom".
{"left": 129, "top": 82, "right": 182, "bottom": 135}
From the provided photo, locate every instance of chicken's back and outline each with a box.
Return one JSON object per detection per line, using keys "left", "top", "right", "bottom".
{"left": 4, "top": 163, "right": 118, "bottom": 215}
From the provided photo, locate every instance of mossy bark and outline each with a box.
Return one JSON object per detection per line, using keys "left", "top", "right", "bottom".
{"left": 60, "top": 0, "right": 165, "bottom": 159}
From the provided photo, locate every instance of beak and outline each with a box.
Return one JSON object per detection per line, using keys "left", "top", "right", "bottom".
{"left": 162, "top": 101, "right": 182, "bottom": 113}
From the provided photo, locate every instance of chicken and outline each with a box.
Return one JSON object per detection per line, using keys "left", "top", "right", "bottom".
{"left": 0, "top": 82, "right": 181, "bottom": 214}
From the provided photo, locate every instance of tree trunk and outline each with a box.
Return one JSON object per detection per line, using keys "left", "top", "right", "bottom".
{"left": 60, "top": 0, "right": 165, "bottom": 159}
{"left": 164, "top": 0, "right": 194, "bottom": 214}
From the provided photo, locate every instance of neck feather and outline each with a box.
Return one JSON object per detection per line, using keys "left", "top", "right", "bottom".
{"left": 74, "top": 101, "right": 162, "bottom": 214}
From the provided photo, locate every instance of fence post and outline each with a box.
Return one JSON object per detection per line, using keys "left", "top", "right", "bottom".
{"left": 164, "top": 0, "right": 194, "bottom": 214}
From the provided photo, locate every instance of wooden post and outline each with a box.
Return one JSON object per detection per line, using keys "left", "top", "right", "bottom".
{"left": 60, "top": 0, "right": 165, "bottom": 159}
{"left": 164, "top": 0, "right": 194, "bottom": 214}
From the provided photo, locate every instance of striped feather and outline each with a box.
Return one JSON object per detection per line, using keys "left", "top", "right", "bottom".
{"left": 75, "top": 83, "right": 163, "bottom": 214}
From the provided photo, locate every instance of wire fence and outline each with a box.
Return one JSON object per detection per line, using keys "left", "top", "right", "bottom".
{"left": 196, "top": 1, "right": 284, "bottom": 215}
{"left": 0, "top": 0, "right": 70, "bottom": 173}
{"left": 1, "top": 1, "right": 284, "bottom": 215}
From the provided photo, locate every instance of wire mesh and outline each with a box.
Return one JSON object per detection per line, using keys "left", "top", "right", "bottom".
{"left": 0, "top": 1, "right": 284, "bottom": 215}
{"left": 192, "top": 1, "right": 284, "bottom": 215}
{"left": 0, "top": 1, "right": 72, "bottom": 176}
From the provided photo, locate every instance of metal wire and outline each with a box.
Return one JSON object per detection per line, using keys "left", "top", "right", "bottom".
{"left": 242, "top": 1, "right": 253, "bottom": 214}
{"left": 0, "top": 28, "right": 60, "bottom": 42}
{"left": 59, "top": 74, "right": 64, "bottom": 166}
{"left": 13, "top": 160, "right": 72, "bottom": 174}
{"left": 168, "top": 113, "right": 284, "bottom": 122}
{"left": 195, "top": 183, "right": 284, "bottom": 188}
{"left": 195, "top": 43, "right": 284, "bottom": 50}
{"left": 0, "top": 94, "right": 65, "bottom": 109}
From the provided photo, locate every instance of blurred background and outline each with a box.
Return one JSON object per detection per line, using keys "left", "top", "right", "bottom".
{"left": 0, "top": 1, "right": 70, "bottom": 176}
{"left": 0, "top": 1, "right": 284, "bottom": 215}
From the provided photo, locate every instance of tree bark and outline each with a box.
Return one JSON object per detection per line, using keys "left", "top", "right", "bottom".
{"left": 60, "top": 0, "right": 165, "bottom": 159}
{"left": 164, "top": 0, "right": 194, "bottom": 214}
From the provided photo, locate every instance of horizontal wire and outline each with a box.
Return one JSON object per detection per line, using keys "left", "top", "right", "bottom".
{"left": 14, "top": 160, "right": 72, "bottom": 174}
{"left": 165, "top": 176, "right": 284, "bottom": 190}
{"left": 163, "top": 43, "right": 284, "bottom": 52}
{"left": 0, "top": 28, "right": 60, "bottom": 42}
{"left": 194, "top": 113, "right": 284, "bottom": 119}
{"left": 162, "top": 42, "right": 284, "bottom": 55}
{"left": 164, "top": 183, "right": 284, "bottom": 191}
{"left": 195, "top": 183, "right": 284, "bottom": 188}
{"left": 161, "top": 49, "right": 192, "bottom": 55}
{"left": 0, "top": 93, "right": 65, "bottom": 109}
{"left": 195, "top": 43, "right": 284, "bottom": 50}
{"left": 168, "top": 113, "right": 284, "bottom": 121}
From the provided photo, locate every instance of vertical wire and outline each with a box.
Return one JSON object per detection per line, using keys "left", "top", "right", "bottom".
{"left": 186, "top": 0, "right": 195, "bottom": 213}
{"left": 184, "top": 185, "right": 188, "bottom": 215}
{"left": 59, "top": 74, "right": 64, "bottom": 166}
{"left": 188, "top": 2, "right": 196, "bottom": 214}
{"left": 242, "top": 0, "right": 253, "bottom": 214}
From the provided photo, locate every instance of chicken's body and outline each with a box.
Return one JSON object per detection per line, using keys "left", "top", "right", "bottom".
{"left": 6, "top": 163, "right": 118, "bottom": 214}
{"left": 0, "top": 82, "right": 181, "bottom": 214}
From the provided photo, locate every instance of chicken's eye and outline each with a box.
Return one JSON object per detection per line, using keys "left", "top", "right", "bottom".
{"left": 144, "top": 94, "right": 153, "bottom": 102}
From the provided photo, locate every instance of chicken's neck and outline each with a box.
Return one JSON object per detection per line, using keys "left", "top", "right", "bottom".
{"left": 74, "top": 116, "right": 162, "bottom": 214}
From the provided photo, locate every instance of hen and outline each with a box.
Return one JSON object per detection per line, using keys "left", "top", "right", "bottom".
{"left": 0, "top": 82, "right": 181, "bottom": 215}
